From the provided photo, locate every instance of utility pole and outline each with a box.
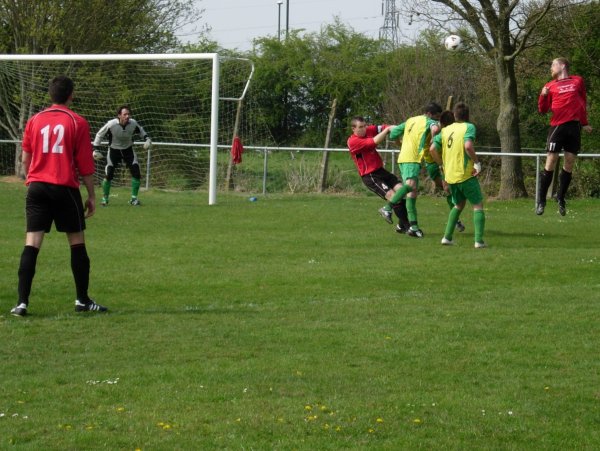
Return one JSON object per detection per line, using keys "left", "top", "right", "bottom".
{"left": 379, "top": 0, "right": 400, "bottom": 50}
{"left": 277, "top": 1, "right": 283, "bottom": 41}
{"left": 285, "top": 0, "right": 290, "bottom": 40}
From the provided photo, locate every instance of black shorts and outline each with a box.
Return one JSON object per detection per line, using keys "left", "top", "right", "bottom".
{"left": 107, "top": 147, "right": 138, "bottom": 168}
{"left": 361, "top": 168, "right": 400, "bottom": 200}
{"left": 26, "top": 182, "right": 86, "bottom": 233}
{"left": 546, "top": 121, "right": 581, "bottom": 155}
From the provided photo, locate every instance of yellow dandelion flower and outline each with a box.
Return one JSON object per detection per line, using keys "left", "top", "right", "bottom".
{"left": 413, "top": 418, "right": 422, "bottom": 424}
{"left": 235, "top": 418, "right": 241, "bottom": 422}
{"left": 157, "top": 422, "right": 164, "bottom": 427}
{"left": 320, "top": 405, "right": 328, "bottom": 411}
{"left": 323, "top": 423, "right": 330, "bottom": 430}
{"left": 163, "top": 424, "right": 171, "bottom": 430}
{"left": 376, "top": 418, "right": 384, "bottom": 423}
{"left": 17, "top": 400, "right": 25, "bottom": 404}
{"left": 544, "top": 386, "right": 550, "bottom": 391}
{"left": 335, "top": 426, "right": 342, "bottom": 432}
{"left": 368, "top": 428, "right": 375, "bottom": 434}
{"left": 116, "top": 407, "right": 125, "bottom": 412}
{"left": 304, "top": 405, "right": 312, "bottom": 411}
{"left": 385, "top": 336, "right": 392, "bottom": 340}
{"left": 85, "top": 425, "right": 94, "bottom": 430}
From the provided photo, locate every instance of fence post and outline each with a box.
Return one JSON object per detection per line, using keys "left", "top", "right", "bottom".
{"left": 535, "top": 154, "right": 539, "bottom": 207}
{"left": 262, "top": 148, "right": 269, "bottom": 195}
{"left": 145, "top": 145, "right": 151, "bottom": 190}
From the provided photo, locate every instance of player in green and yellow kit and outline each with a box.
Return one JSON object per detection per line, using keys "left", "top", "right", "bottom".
{"left": 422, "top": 109, "right": 466, "bottom": 233}
{"left": 388, "top": 102, "right": 442, "bottom": 238}
{"left": 430, "top": 102, "right": 486, "bottom": 248}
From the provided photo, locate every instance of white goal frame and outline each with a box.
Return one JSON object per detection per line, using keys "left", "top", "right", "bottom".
{"left": 0, "top": 53, "right": 254, "bottom": 205}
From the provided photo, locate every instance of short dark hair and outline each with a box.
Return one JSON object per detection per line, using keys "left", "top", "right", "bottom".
{"left": 351, "top": 116, "right": 366, "bottom": 127}
{"left": 425, "top": 102, "right": 442, "bottom": 115}
{"left": 117, "top": 105, "right": 131, "bottom": 116}
{"left": 48, "top": 75, "right": 74, "bottom": 104}
{"left": 439, "top": 110, "right": 455, "bottom": 128}
{"left": 453, "top": 102, "right": 469, "bottom": 122}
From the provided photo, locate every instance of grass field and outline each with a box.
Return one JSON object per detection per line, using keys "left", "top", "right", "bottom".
{"left": 1, "top": 179, "right": 599, "bottom": 450}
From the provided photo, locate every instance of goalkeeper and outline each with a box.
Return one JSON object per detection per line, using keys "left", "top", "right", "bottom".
{"left": 93, "top": 105, "right": 151, "bottom": 206}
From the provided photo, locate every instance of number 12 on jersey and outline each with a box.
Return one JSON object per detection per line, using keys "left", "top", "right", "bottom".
{"left": 40, "top": 124, "right": 65, "bottom": 154}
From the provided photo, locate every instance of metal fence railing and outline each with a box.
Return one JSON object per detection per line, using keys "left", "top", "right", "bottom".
{"left": 2, "top": 140, "right": 599, "bottom": 206}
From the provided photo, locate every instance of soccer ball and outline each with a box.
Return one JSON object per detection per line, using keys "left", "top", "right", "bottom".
{"left": 93, "top": 150, "right": 104, "bottom": 161}
{"left": 444, "top": 35, "right": 462, "bottom": 51}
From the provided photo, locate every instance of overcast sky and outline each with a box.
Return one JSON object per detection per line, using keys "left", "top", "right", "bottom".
{"left": 177, "top": 0, "right": 421, "bottom": 51}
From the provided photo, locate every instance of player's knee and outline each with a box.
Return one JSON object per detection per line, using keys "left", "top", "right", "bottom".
{"left": 130, "top": 164, "right": 141, "bottom": 180}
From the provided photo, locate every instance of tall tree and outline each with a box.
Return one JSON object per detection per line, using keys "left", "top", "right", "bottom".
{"left": 405, "top": 0, "right": 561, "bottom": 198}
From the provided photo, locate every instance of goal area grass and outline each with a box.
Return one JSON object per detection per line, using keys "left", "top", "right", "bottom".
{"left": 1, "top": 180, "right": 599, "bottom": 449}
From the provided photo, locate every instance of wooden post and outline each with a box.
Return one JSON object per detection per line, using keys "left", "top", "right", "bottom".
{"left": 319, "top": 98, "right": 337, "bottom": 193}
{"left": 445, "top": 95, "right": 453, "bottom": 111}
{"left": 225, "top": 99, "right": 243, "bottom": 191}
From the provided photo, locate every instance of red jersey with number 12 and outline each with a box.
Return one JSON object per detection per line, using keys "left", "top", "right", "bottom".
{"left": 22, "top": 105, "right": 95, "bottom": 189}
{"left": 538, "top": 75, "right": 588, "bottom": 127}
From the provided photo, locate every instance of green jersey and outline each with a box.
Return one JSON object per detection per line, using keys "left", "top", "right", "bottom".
{"left": 432, "top": 122, "right": 476, "bottom": 184}
{"left": 390, "top": 115, "right": 438, "bottom": 164}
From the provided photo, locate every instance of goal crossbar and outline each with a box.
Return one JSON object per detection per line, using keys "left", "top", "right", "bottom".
{"left": 0, "top": 53, "right": 254, "bottom": 205}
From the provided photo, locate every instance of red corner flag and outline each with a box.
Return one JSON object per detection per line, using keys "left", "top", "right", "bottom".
{"left": 231, "top": 136, "right": 244, "bottom": 165}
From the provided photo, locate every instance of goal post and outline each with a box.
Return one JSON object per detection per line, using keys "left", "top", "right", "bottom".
{"left": 0, "top": 53, "right": 255, "bottom": 205}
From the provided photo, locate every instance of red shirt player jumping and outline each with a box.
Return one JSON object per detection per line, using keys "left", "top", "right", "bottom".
{"left": 536, "top": 57, "right": 593, "bottom": 216}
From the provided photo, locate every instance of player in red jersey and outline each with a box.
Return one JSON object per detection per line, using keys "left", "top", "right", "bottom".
{"left": 11, "top": 75, "right": 107, "bottom": 317}
{"left": 536, "top": 57, "right": 593, "bottom": 216}
{"left": 347, "top": 116, "right": 410, "bottom": 232}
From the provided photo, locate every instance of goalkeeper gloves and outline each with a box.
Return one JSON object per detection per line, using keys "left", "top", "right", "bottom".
{"left": 473, "top": 162, "right": 482, "bottom": 176}
{"left": 143, "top": 138, "right": 152, "bottom": 150}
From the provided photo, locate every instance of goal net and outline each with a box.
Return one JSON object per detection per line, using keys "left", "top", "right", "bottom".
{"left": 0, "top": 54, "right": 272, "bottom": 204}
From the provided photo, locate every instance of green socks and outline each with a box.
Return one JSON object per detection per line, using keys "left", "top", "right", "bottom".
{"left": 131, "top": 178, "right": 141, "bottom": 198}
{"left": 444, "top": 207, "right": 462, "bottom": 241}
{"left": 102, "top": 179, "right": 111, "bottom": 199}
{"left": 390, "top": 184, "right": 413, "bottom": 205}
{"left": 406, "top": 197, "right": 418, "bottom": 228}
{"left": 474, "top": 209, "right": 485, "bottom": 244}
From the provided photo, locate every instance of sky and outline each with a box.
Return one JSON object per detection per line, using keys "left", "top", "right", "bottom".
{"left": 177, "top": 0, "right": 422, "bottom": 51}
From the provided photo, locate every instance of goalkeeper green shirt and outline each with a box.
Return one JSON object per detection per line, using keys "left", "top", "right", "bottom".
{"left": 432, "top": 122, "right": 477, "bottom": 184}
{"left": 390, "top": 115, "right": 438, "bottom": 164}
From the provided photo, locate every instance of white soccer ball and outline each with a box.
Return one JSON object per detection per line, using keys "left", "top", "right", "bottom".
{"left": 93, "top": 150, "right": 104, "bottom": 161}
{"left": 444, "top": 35, "right": 462, "bottom": 51}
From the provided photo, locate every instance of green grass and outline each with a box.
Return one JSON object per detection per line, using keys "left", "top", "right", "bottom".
{"left": 1, "top": 180, "right": 599, "bottom": 450}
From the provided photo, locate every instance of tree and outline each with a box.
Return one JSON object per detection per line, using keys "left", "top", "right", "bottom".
{"left": 0, "top": 0, "right": 202, "bottom": 176}
{"left": 251, "top": 22, "right": 390, "bottom": 147}
{"left": 405, "top": 0, "right": 562, "bottom": 198}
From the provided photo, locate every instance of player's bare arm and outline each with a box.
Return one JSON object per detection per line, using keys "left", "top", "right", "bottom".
{"left": 81, "top": 174, "right": 96, "bottom": 218}
{"left": 373, "top": 125, "right": 394, "bottom": 146}
{"left": 429, "top": 143, "right": 442, "bottom": 167}
{"left": 21, "top": 151, "right": 32, "bottom": 175}
{"left": 465, "top": 140, "right": 482, "bottom": 176}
